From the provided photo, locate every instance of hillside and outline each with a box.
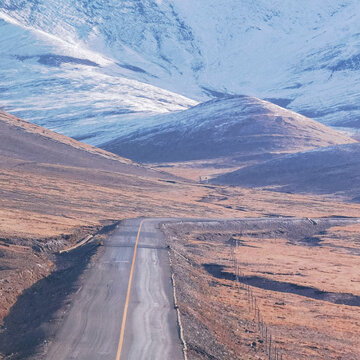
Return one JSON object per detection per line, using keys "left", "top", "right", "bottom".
{"left": 0, "top": 110, "right": 224, "bottom": 239}
{"left": 102, "top": 96, "right": 355, "bottom": 163}
{"left": 0, "top": 110, "right": 233, "bottom": 326}
{"left": 0, "top": 110, "right": 150, "bottom": 176}
{"left": 213, "top": 143, "right": 360, "bottom": 201}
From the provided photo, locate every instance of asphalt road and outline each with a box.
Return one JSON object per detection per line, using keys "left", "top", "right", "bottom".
{"left": 46, "top": 218, "right": 183, "bottom": 360}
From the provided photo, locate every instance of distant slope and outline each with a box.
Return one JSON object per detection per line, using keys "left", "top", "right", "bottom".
{"left": 213, "top": 143, "right": 360, "bottom": 201}
{"left": 102, "top": 96, "right": 355, "bottom": 163}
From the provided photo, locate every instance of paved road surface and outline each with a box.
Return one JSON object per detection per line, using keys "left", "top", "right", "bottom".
{"left": 46, "top": 218, "right": 183, "bottom": 360}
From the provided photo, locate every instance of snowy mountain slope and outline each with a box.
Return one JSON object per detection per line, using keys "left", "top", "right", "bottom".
{"left": 101, "top": 96, "right": 356, "bottom": 163}
{"left": 0, "top": 13, "right": 196, "bottom": 145}
{"left": 212, "top": 143, "right": 360, "bottom": 201}
{"left": 1, "top": 0, "right": 360, "bottom": 133}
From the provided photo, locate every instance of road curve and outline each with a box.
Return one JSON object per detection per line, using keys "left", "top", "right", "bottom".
{"left": 46, "top": 218, "right": 183, "bottom": 360}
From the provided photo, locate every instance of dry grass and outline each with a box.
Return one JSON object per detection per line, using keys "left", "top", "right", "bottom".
{"left": 2, "top": 163, "right": 360, "bottom": 238}
{"left": 2, "top": 148, "right": 359, "bottom": 240}
{"left": 163, "top": 220, "right": 360, "bottom": 360}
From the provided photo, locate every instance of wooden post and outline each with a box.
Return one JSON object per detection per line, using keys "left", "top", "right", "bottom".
{"left": 265, "top": 326, "right": 268, "bottom": 348}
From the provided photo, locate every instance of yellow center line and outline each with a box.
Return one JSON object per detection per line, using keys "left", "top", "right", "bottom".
{"left": 115, "top": 219, "right": 144, "bottom": 360}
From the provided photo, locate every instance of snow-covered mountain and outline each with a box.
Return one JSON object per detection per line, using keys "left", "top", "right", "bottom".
{"left": 102, "top": 96, "right": 355, "bottom": 163}
{"left": 0, "top": 10, "right": 196, "bottom": 145}
{"left": 1, "top": 0, "right": 360, "bottom": 143}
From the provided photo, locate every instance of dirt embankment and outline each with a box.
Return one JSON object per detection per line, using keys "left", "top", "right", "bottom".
{"left": 162, "top": 218, "right": 360, "bottom": 360}
{"left": 0, "top": 221, "right": 118, "bottom": 360}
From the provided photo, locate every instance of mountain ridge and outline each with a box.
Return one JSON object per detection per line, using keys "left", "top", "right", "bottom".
{"left": 1, "top": 0, "right": 360, "bottom": 134}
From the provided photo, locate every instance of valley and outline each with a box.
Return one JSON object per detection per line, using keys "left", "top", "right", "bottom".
{"left": 0, "top": 2, "right": 359, "bottom": 359}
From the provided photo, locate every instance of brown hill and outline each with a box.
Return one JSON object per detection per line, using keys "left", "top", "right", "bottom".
{"left": 0, "top": 110, "right": 143, "bottom": 175}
